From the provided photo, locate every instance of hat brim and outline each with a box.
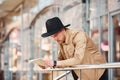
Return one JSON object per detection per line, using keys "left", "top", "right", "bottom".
{"left": 41, "top": 24, "right": 70, "bottom": 37}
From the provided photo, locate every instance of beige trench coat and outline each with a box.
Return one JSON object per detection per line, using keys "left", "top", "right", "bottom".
{"left": 57, "top": 29, "right": 106, "bottom": 80}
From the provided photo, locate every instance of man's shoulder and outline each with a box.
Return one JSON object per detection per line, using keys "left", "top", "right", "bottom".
{"left": 67, "top": 28, "right": 84, "bottom": 35}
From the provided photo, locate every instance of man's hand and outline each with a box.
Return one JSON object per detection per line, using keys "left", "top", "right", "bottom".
{"left": 43, "top": 58, "right": 54, "bottom": 68}
{"left": 37, "top": 58, "right": 54, "bottom": 69}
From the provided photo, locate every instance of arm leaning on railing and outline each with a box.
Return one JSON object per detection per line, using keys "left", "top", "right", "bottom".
{"left": 40, "top": 62, "right": 120, "bottom": 80}
{"left": 40, "top": 62, "right": 120, "bottom": 71}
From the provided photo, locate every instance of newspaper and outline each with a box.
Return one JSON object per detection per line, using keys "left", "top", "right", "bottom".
{"left": 29, "top": 58, "right": 49, "bottom": 68}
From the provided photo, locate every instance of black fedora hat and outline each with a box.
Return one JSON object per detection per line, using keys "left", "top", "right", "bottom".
{"left": 41, "top": 17, "right": 70, "bottom": 37}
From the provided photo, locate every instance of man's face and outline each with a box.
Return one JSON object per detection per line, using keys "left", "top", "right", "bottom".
{"left": 51, "top": 29, "right": 65, "bottom": 44}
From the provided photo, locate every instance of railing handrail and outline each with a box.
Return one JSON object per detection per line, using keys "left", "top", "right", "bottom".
{"left": 39, "top": 62, "right": 120, "bottom": 71}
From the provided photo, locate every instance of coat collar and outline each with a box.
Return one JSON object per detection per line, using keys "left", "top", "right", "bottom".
{"left": 62, "top": 28, "right": 75, "bottom": 45}
{"left": 64, "top": 29, "right": 70, "bottom": 45}
{"left": 61, "top": 28, "right": 79, "bottom": 45}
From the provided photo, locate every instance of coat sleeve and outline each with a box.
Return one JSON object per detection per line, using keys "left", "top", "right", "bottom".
{"left": 57, "top": 32, "right": 87, "bottom": 67}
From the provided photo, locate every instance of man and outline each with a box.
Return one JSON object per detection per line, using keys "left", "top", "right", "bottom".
{"left": 41, "top": 17, "right": 106, "bottom": 80}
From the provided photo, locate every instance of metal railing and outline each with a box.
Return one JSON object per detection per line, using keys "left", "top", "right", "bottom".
{"left": 53, "top": 71, "right": 71, "bottom": 80}
{"left": 39, "top": 62, "right": 120, "bottom": 80}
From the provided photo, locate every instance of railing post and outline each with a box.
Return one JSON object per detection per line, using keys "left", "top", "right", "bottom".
{"left": 0, "top": 45, "right": 2, "bottom": 69}
{"left": 65, "top": 70, "right": 67, "bottom": 80}
{"left": 4, "top": 39, "right": 11, "bottom": 80}
{"left": 28, "top": 25, "right": 34, "bottom": 80}
{"left": 79, "top": 69, "right": 81, "bottom": 80}
{"left": 20, "top": 3, "right": 24, "bottom": 80}
{"left": 52, "top": 71, "right": 53, "bottom": 80}
{"left": 108, "top": 13, "right": 114, "bottom": 80}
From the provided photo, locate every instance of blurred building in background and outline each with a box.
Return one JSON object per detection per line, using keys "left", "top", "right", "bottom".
{"left": 0, "top": 0, "right": 120, "bottom": 80}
